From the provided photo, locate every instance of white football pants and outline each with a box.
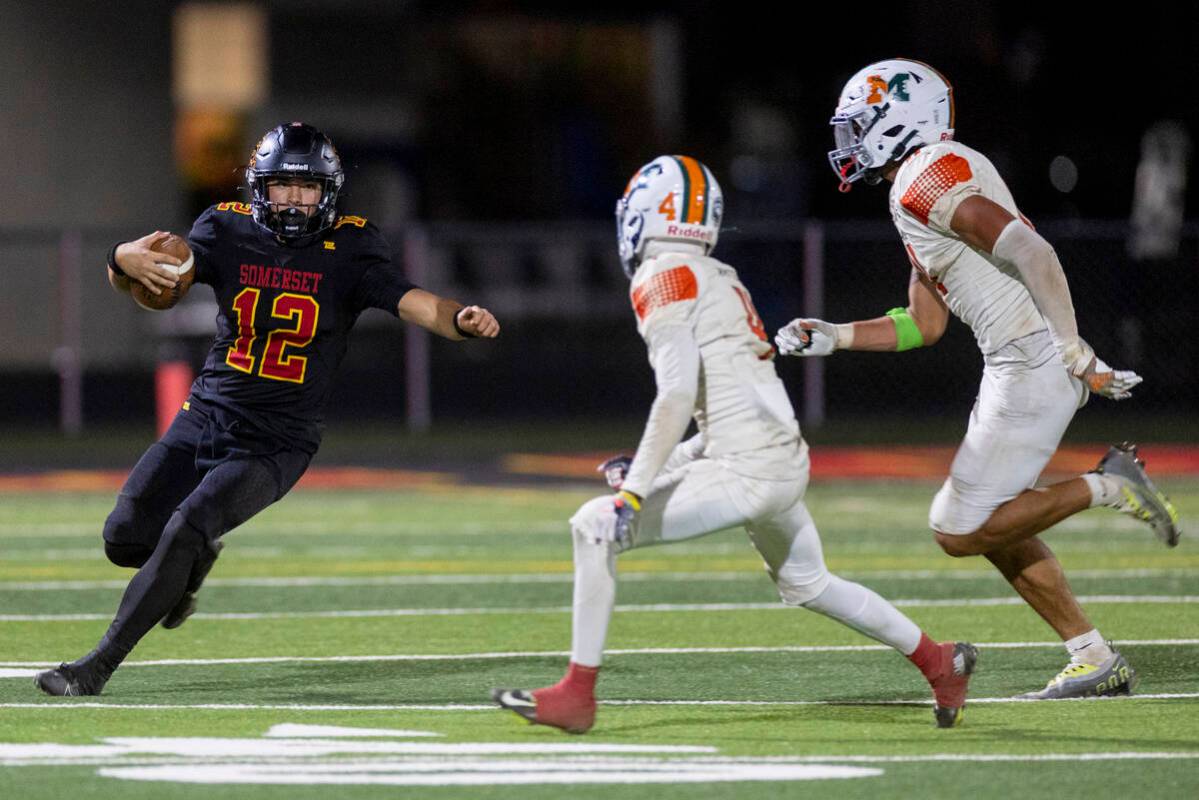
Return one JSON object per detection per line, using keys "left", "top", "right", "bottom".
{"left": 567, "top": 446, "right": 922, "bottom": 666}
{"left": 930, "top": 330, "right": 1089, "bottom": 535}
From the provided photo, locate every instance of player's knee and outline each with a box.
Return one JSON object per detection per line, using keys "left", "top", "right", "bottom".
{"left": 102, "top": 495, "right": 139, "bottom": 545}
{"left": 934, "top": 530, "right": 980, "bottom": 558}
{"left": 102, "top": 497, "right": 153, "bottom": 567}
{"left": 159, "top": 512, "right": 212, "bottom": 560}
{"left": 103, "top": 540, "right": 153, "bottom": 568}
{"left": 927, "top": 484, "right": 959, "bottom": 535}
{"left": 570, "top": 496, "right": 616, "bottom": 546}
{"left": 929, "top": 484, "right": 986, "bottom": 555}
{"left": 776, "top": 572, "right": 830, "bottom": 607}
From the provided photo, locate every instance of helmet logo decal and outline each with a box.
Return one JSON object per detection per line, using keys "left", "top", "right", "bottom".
{"left": 625, "top": 163, "right": 663, "bottom": 200}
{"left": 866, "top": 73, "right": 911, "bottom": 104}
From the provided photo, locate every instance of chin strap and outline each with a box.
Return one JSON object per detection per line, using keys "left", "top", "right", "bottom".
{"left": 838, "top": 162, "right": 854, "bottom": 193}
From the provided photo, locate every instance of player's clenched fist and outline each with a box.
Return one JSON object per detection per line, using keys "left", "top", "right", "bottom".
{"left": 776, "top": 317, "right": 840, "bottom": 357}
{"left": 455, "top": 305, "right": 500, "bottom": 338}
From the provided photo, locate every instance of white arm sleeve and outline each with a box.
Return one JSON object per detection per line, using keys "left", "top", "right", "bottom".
{"left": 991, "top": 219, "right": 1091, "bottom": 373}
{"left": 620, "top": 325, "right": 700, "bottom": 498}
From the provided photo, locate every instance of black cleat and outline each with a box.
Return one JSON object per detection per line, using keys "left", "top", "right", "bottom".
{"left": 35, "top": 662, "right": 107, "bottom": 697}
{"left": 162, "top": 539, "right": 224, "bottom": 630}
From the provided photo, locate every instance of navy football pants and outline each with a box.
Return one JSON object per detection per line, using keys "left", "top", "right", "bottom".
{"left": 85, "top": 398, "right": 310, "bottom": 673}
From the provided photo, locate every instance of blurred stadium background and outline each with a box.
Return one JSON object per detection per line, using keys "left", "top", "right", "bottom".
{"left": 0, "top": 0, "right": 1196, "bottom": 464}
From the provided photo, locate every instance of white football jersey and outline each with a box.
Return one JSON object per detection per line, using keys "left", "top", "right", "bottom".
{"left": 629, "top": 251, "right": 803, "bottom": 480}
{"left": 889, "top": 140, "right": 1046, "bottom": 354}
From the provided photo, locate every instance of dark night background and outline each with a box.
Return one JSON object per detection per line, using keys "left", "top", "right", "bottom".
{"left": 0, "top": 1, "right": 1194, "bottom": 448}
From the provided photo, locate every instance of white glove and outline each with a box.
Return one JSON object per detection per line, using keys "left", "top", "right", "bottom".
{"left": 776, "top": 318, "right": 841, "bottom": 357}
{"left": 1060, "top": 338, "right": 1141, "bottom": 400}
{"left": 1084, "top": 357, "right": 1142, "bottom": 401}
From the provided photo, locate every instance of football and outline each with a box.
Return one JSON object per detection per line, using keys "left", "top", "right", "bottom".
{"left": 131, "top": 234, "right": 195, "bottom": 311}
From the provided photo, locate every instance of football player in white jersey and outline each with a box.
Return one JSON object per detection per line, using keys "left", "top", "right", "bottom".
{"left": 494, "top": 155, "right": 979, "bottom": 732}
{"left": 777, "top": 59, "right": 1181, "bottom": 700}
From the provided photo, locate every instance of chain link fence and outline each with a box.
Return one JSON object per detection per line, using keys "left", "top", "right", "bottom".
{"left": 0, "top": 219, "right": 1194, "bottom": 434}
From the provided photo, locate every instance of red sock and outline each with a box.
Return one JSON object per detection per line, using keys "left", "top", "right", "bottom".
{"left": 557, "top": 662, "right": 599, "bottom": 696}
{"left": 907, "top": 633, "right": 943, "bottom": 681}
{"left": 531, "top": 662, "right": 599, "bottom": 734}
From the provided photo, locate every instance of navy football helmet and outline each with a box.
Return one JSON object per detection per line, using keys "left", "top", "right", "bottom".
{"left": 246, "top": 122, "right": 344, "bottom": 242}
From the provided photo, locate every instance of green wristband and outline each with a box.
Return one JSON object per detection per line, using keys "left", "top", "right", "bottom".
{"left": 886, "top": 307, "right": 924, "bottom": 352}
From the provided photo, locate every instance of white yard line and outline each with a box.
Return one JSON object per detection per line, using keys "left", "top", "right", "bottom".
{"left": 0, "top": 693, "right": 1196, "bottom": 712}
{"left": 734, "top": 751, "right": 1199, "bottom": 763}
{"left": 2, "top": 595, "right": 1197, "bottom": 623}
{"left": 2, "top": 639, "right": 1197, "bottom": 671}
{"left": 1, "top": 567, "right": 1194, "bottom": 592}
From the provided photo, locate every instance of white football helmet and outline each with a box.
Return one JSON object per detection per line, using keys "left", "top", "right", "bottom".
{"left": 615, "top": 155, "right": 724, "bottom": 277}
{"left": 828, "top": 59, "right": 955, "bottom": 188}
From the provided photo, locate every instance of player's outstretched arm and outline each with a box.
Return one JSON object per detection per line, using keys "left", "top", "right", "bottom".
{"left": 951, "top": 195, "right": 1141, "bottom": 399}
{"left": 106, "top": 231, "right": 183, "bottom": 297}
{"left": 397, "top": 289, "right": 500, "bottom": 341}
{"left": 776, "top": 268, "right": 947, "bottom": 356}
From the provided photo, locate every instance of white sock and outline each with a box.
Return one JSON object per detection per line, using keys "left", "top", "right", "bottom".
{"left": 1081, "top": 472, "right": 1123, "bottom": 508}
{"left": 1064, "top": 629, "right": 1112, "bottom": 666}
{"left": 569, "top": 528, "right": 617, "bottom": 667}
{"left": 802, "top": 575, "right": 922, "bottom": 655}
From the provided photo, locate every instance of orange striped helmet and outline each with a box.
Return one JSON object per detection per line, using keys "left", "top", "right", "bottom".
{"left": 616, "top": 155, "right": 724, "bottom": 277}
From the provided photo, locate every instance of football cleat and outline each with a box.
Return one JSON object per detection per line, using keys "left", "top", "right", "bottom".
{"left": 34, "top": 662, "right": 107, "bottom": 697}
{"left": 1094, "top": 443, "right": 1181, "bottom": 547}
{"left": 162, "top": 539, "right": 224, "bottom": 630}
{"left": 491, "top": 686, "right": 596, "bottom": 734}
{"left": 1017, "top": 649, "right": 1137, "bottom": 700}
{"left": 928, "top": 642, "right": 978, "bottom": 728}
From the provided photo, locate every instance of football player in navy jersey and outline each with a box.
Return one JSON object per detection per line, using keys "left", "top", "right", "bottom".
{"left": 36, "top": 122, "right": 499, "bottom": 696}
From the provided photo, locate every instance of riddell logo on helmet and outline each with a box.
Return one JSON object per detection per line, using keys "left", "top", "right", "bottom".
{"left": 281, "top": 163, "right": 309, "bottom": 171}
{"left": 666, "top": 224, "right": 714, "bottom": 242}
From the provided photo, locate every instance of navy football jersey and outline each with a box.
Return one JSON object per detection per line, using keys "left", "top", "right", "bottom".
{"left": 186, "top": 202, "right": 417, "bottom": 452}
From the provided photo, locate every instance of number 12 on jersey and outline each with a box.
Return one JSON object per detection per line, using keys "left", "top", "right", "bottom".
{"left": 226, "top": 288, "right": 320, "bottom": 384}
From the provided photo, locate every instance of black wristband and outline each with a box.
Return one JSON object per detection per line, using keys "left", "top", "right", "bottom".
{"left": 106, "top": 241, "right": 127, "bottom": 277}
{"left": 452, "top": 308, "right": 477, "bottom": 338}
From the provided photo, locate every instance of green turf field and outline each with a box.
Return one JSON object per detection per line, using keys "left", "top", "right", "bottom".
{"left": 1, "top": 481, "right": 1196, "bottom": 798}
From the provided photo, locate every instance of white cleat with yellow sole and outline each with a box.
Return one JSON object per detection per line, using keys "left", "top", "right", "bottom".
{"left": 1017, "top": 649, "right": 1137, "bottom": 700}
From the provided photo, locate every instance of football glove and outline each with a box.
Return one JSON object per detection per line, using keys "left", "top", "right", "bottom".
{"left": 776, "top": 317, "right": 839, "bottom": 357}
{"left": 1061, "top": 338, "right": 1141, "bottom": 400}
{"left": 597, "top": 455, "right": 633, "bottom": 491}
{"left": 1084, "top": 357, "right": 1142, "bottom": 401}
{"left": 611, "top": 490, "right": 642, "bottom": 546}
